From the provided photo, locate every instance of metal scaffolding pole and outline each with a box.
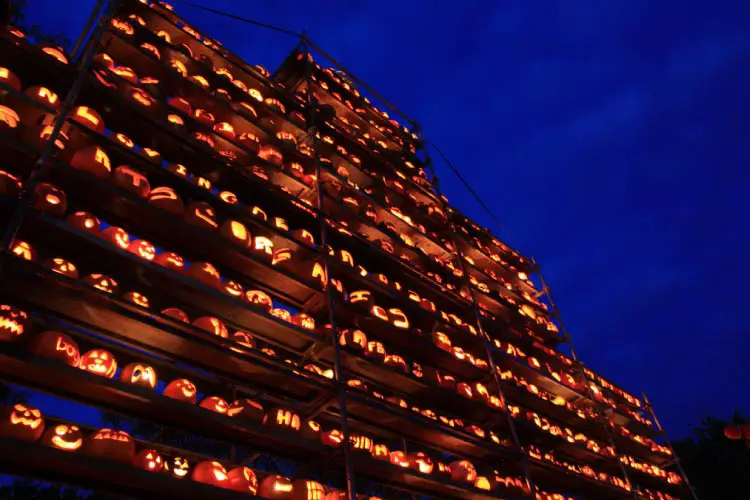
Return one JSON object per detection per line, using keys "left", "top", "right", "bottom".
{"left": 301, "top": 36, "right": 358, "bottom": 500}
{"left": 422, "top": 145, "right": 536, "bottom": 498}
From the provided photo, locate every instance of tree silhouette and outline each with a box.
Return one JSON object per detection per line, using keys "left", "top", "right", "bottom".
{"left": 672, "top": 410, "right": 750, "bottom": 500}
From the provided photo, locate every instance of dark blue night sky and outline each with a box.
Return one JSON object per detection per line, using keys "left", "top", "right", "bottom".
{"left": 22, "top": 0, "right": 750, "bottom": 438}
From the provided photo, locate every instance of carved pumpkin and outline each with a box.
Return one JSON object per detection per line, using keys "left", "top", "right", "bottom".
{"left": 113, "top": 166, "right": 150, "bottom": 198}
{"left": 43, "top": 257, "right": 78, "bottom": 278}
{"left": 79, "top": 349, "right": 118, "bottom": 378}
{"left": 263, "top": 408, "right": 300, "bottom": 432}
{"left": 154, "top": 252, "right": 185, "bottom": 273}
{"left": 31, "top": 182, "right": 67, "bottom": 217}
{"left": 258, "top": 475, "right": 294, "bottom": 500}
{"left": 184, "top": 201, "right": 218, "bottom": 230}
{"left": 102, "top": 226, "right": 130, "bottom": 250}
{"left": 321, "top": 429, "right": 343, "bottom": 448}
{"left": 162, "top": 307, "right": 189, "bottom": 323}
{"left": 66, "top": 211, "right": 101, "bottom": 235}
{"left": 230, "top": 330, "right": 256, "bottom": 351}
{"left": 30, "top": 330, "right": 80, "bottom": 366}
{"left": 0, "top": 404, "right": 44, "bottom": 441}
{"left": 220, "top": 219, "right": 251, "bottom": 248}
{"left": 83, "top": 428, "right": 135, "bottom": 463}
{"left": 71, "top": 106, "right": 104, "bottom": 133}
{"left": 122, "top": 291, "right": 150, "bottom": 308}
{"left": 227, "top": 399, "right": 264, "bottom": 422}
{"left": 120, "top": 362, "right": 158, "bottom": 389}
{"left": 192, "top": 461, "right": 229, "bottom": 487}
{"left": 0, "top": 67, "right": 21, "bottom": 91}
{"left": 163, "top": 378, "right": 197, "bottom": 403}
{"left": 164, "top": 456, "right": 190, "bottom": 478}
{"left": 449, "top": 460, "right": 477, "bottom": 484}
{"left": 134, "top": 448, "right": 163, "bottom": 472}
{"left": 244, "top": 290, "right": 273, "bottom": 312}
{"left": 292, "top": 480, "right": 325, "bottom": 500}
{"left": 300, "top": 420, "right": 321, "bottom": 441}
{"left": 407, "top": 452, "right": 434, "bottom": 475}
{"left": 227, "top": 466, "right": 259, "bottom": 494}
{"left": 69, "top": 145, "right": 112, "bottom": 178}
{"left": 0, "top": 170, "right": 21, "bottom": 197}
{"left": 193, "top": 316, "right": 228, "bottom": 338}
{"left": 0, "top": 305, "right": 28, "bottom": 341}
{"left": 42, "top": 423, "right": 83, "bottom": 451}
{"left": 127, "top": 239, "right": 156, "bottom": 261}
{"left": 365, "top": 341, "right": 386, "bottom": 364}
{"left": 148, "top": 186, "right": 184, "bottom": 214}
{"left": 222, "top": 280, "right": 243, "bottom": 298}
{"left": 350, "top": 434, "right": 374, "bottom": 454}
{"left": 372, "top": 443, "right": 390, "bottom": 461}
{"left": 187, "top": 261, "right": 221, "bottom": 288}
{"left": 199, "top": 396, "right": 229, "bottom": 414}
{"left": 339, "top": 329, "right": 367, "bottom": 352}
{"left": 292, "top": 312, "right": 315, "bottom": 330}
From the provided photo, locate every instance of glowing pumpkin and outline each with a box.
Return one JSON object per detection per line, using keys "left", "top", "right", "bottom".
{"left": 134, "top": 448, "right": 163, "bottom": 472}
{"left": 42, "top": 423, "right": 82, "bottom": 451}
{"left": 192, "top": 461, "right": 229, "bottom": 487}
{"left": 79, "top": 349, "right": 117, "bottom": 378}
{"left": 119, "top": 362, "right": 158, "bottom": 389}
{"left": 0, "top": 404, "right": 44, "bottom": 441}
{"left": 83, "top": 428, "right": 135, "bottom": 463}
{"left": 163, "top": 378, "right": 197, "bottom": 403}
{"left": 29, "top": 330, "right": 80, "bottom": 366}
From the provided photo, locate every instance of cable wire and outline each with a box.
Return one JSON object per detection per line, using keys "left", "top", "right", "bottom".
{"left": 171, "top": 0, "right": 303, "bottom": 38}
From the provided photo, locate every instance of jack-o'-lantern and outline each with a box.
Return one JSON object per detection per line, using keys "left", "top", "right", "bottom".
{"left": 253, "top": 236, "right": 274, "bottom": 261}
{"left": 42, "top": 46, "right": 69, "bottom": 64}
{"left": 372, "top": 443, "right": 390, "bottom": 461}
{"left": 31, "top": 182, "right": 67, "bottom": 217}
{"left": 390, "top": 450, "right": 409, "bottom": 468}
{"left": 134, "top": 448, "right": 163, "bottom": 472}
{"left": 449, "top": 460, "right": 477, "bottom": 484}
{"left": 371, "top": 305, "right": 389, "bottom": 322}
{"left": 263, "top": 408, "right": 301, "bottom": 432}
{"left": 220, "top": 219, "right": 251, "bottom": 248}
{"left": 163, "top": 378, "right": 197, "bottom": 403}
{"left": 72, "top": 106, "right": 104, "bottom": 134}
{"left": 311, "top": 262, "right": 327, "bottom": 289}
{"left": 300, "top": 420, "right": 321, "bottom": 441}
{"left": 10, "top": 241, "right": 35, "bottom": 262}
{"left": 79, "top": 349, "right": 118, "bottom": 378}
{"left": 227, "top": 399, "right": 264, "bottom": 422}
{"left": 127, "top": 239, "right": 156, "bottom": 261}
{"left": 238, "top": 132, "right": 260, "bottom": 153}
{"left": 432, "top": 331, "right": 452, "bottom": 352}
{"left": 0, "top": 67, "right": 21, "bottom": 91}
{"left": 30, "top": 330, "right": 80, "bottom": 366}
{"left": 26, "top": 86, "right": 61, "bottom": 110}
{"left": 365, "top": 341, "right": 386, "bottom": 364}
{"left": 384, "top": 354, "right": 407, "bottom": 373}
{"left": 84, "top": 428, "right": 135, "bottom": 463}
{"left": 321, "top": 429, "right": 343, "bottom": 448}
{"left": 123, "top": 291, "right": 150, "bottom": 308}
{"left": 164, "top": 456, "right": 190, "bottom": 478}
{"left": 139, "top": 147, "right": 161, "bottom": 164}
{"left": 270, "top": 308, "right": 291, "bottom": 323}
{"left": 272, "top": 248, "right": 292, "bottom": 267}
{"left": 222, "top": 280, "right": 243, "bottom": 298}
{"left": 0, "top": 170, "right": 21, "bottom": 197}
{"left": 42, "top": 423, "right": 82, "bottom": 451}
{"left": 120, "top": 362, "right": 158, "bottom": 389}
{"left": 162, "top": 307, "right": 189, "bottom": 323}
{"left": 166, "top": 163, "right": 189, "bottom": 179}
{"left": 250, "top": 206, "right": 268, "bottom": 222}
{"left": 187, "top": 261, "right": 221, "bottom": 288}
{"left": 148, "top": 186, "right": 184, "bottom": 214}
{"left": 290, "top": 229, "right": 315, "bottom": 247}
{"left": 292, "top": 480, "right": 324, "bottom": 500}
{"left": 184, "top": 201, "right": 218, "bottom": 230}
{"left": 113, "top": 166, "right": 150, "bottom": 198}
{"left": 219, "top": 191, "right": 238, "bottom": 205}
{"left": 456, "top": 382, "right": 473, "bottom": 399}
{"left": 230, "top": 331, "right": 255, "bottom": 351}
{"left": 259, "top": 475, "right": 294, "bottom": 500}
{"left": 200, "top": 396, "right": 229, "bottom": 414}
{"left": 407, "top": 452, "right": 434, "bottom": 475}
{"left": 0, "top": 404, "right": 44, "bottom": 442}
{"left": 244, "top": 290, "right": 272, "bottom": 312}
{"left": 193, "top": 109, "right": 215, "bottom": 126}
{"left": 387, "top": 308, "right": 409, "bottom": 329}
{"left": 167, "top": 97, "right": 192, "bottom": 116}
{"left": 193, "top": 176, "right": 212, "bottom": 191}
{"left": 473, "top": 382, "right": 490, "bottom": 404}
{"left": 350, "top": 434, "right": 374, "bottom": 454}
{"left": 66, "top": 211, "right": 101, "bottom": 235}
{"left": 275, "top": 131, "right": 296, "bottom": 148}
{"left": 339, "top": 329, "right": 367, "bottom": 352}
{"left": 192, "top": 461, "right": 229, "bottom": 487}
{"left": 425, "top": 368, "right": 456, "bottom": 390}
{"left": 348, "top": 290, "right": 372, "bottom": 309}
{"left": 0, "top": 305, "right": 27, "bottom": 342}
{"left": 228, "top": 466, "right": 259, "bottom": 494}
{"left": 193, "top": 316, "right": 229, "bottom": 338}
{"left": 154, "top": 251, "right": 184, "bottom": 272}
{"left": 102, "top": 226, "right": 130, "bottom": 250}
{"left": 258, "top": 145, "right": 282, "bottom": 167}
{"left": 213, "top": 122, "right": 235, "bottom": 140}
{"left": 292, "top": 313, "right": 315, "bottom": 330}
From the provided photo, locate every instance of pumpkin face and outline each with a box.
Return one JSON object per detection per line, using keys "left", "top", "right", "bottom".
{"left": 263, "top": 408, "right": 300, "bottom": 432}
{"left": 199, "top": 396, "right": 229, "bottom": 414}
{"left": 79, "top": 349, "right": 118, "bottom": 378}
{"left": 102, "top": 226, "right": 130, "bottom": 250}
{"left": 449, "top": 460, "right": 477, "bottom": 484}
{"left": 0, "top": 305, "right": 28, "bottom": 341}
{"left": 407, "top": 452, "right": 434, "bottom": 475}
{"left": 31, "top": 182, "right": 67, "bottom": 217}
{"left": 134, "top": 448, "right": 163, "bottom": 472}
{"left": 127, "top": 239, "right": 156, "bottom": 261}
{"left": 258, "top": 475, "right": 293, "bottom": 500}
{"left": 82, "top": 274, "right": 118, "bottom": 294}
{"left": 186, "top": 262, "right": 221, "bottom": 288}
{"left": 11, "top": 241, "right": 36, "bottom": 262}
{"left": 193, "top": 316, "right": 228, "bottom": 338}
{"left": 192, "top": 461, "right": 229, "bottom": 487}
{"left": 123, "top": 291, "right": 150, "bottom": 308}
{"left": 0, "top": 404, "right": 44, "bottom": 442}
{"left": 164, "top": 456, "right": 190, "bottom": 478}
{"left": 120, "top": 362, "right": 158, "bottom": 389}
{"left": 84, "top": 428, "right": 135, "bottom": 463}
{"left": 44, "top": 257, "right": 79, "bottom": 279}
{"left": 244, "top": 290, "right": 273, "bottom": 311}
{"left": 113, "top": 166, "right": 151, "bottom": 198}
{"left": 227, "top": 399, "right": 264, "bottom": 422}
{"left": 292, "top": 313, "right": 315, "bottom": 330}
{"left": 154, "top": 252, "right": 184, "bottom": 272}
{"left": 163, "top": 378, "right": 197, "bottom": 404}
{"left": 42, "top": 423, "right": 83, "bottom": 451}
{"left": 29, "top": 330, "right": 80, "bottom": 367}
{"left": 227, "top": 466, "right": 259, "bottom": 494}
